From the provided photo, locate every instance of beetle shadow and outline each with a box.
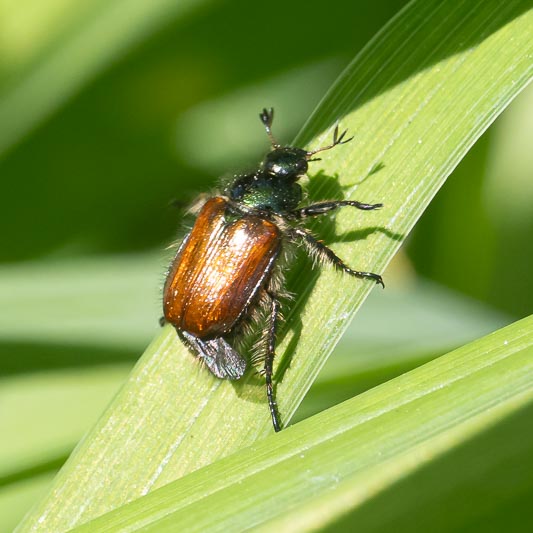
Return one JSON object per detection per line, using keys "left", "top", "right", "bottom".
{"left": 232, "top": 163, "right": 404, "bottom": 408}
{"left": 274, "top": 166, "right": 404, "bottom": 388}
{"left": 304, "top": 168, "right": 404, "bottom": 244}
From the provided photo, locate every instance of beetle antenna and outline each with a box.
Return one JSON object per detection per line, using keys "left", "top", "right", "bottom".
{"left": 259, "top": 108, "right": 280, "bottom": 148}
{"left": 307, "top": 123, "right": 354, "bottom": 157}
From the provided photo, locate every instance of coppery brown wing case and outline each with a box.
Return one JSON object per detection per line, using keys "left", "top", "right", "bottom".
{"left": 163, "top": 197, "right": 282, "bottom": 338}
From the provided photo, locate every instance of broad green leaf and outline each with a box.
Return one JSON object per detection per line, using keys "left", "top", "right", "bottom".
{"left": 321, "top": 407, "right": 533, "bottom": 532}
{"left": 407, "top": 82, "right": 533, "bottom": 316}
{"left": 17, "top": 1, "right": 533, "bottom": 531}
{"left": 0, "top": 270, "right": 505, "bottom": 486}
{"left": 0, "top": 260, "right": 506, "bottom": 533}
{"left": 297, "top": 277, "right": 511, "bottom": 421}
{"left": 69, "top": 316, "right": 533, "bottom": 532}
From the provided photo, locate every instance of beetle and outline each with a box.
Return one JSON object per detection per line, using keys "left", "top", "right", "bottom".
{"left": 163, "top": 108, "right": 383, "bottom": 432}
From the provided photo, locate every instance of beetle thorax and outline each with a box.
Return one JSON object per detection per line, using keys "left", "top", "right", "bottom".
{"left": 226, "top": 146, "right": 308, "bottom": 213}
{"left": 228, "top": 173, "right": 303, "bottom": 214}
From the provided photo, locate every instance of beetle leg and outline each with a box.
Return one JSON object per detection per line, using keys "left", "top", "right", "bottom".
{"left": 290, "top": 200, "right": 382, "bottom": 219}
{"left": 287, "top": 227, "right": 384, "bottom": 288}
{"left": 159, "top": 316, "right": 167, "bottom": 327}
{"left": 265, "top": 291, "right": 282, "bottom": 432}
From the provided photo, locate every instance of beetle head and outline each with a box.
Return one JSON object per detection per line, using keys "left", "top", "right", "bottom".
{"left": 263, "top": 146, "right": 309, "bottom": 180}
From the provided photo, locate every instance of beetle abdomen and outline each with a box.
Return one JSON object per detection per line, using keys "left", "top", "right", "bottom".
{"left": 163, "top": 197, "right": 281, "bottom": 338}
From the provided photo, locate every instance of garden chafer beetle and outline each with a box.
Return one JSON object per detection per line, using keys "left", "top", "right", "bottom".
{"left": 163, "top": 109, "right": 383, "bottom": 431}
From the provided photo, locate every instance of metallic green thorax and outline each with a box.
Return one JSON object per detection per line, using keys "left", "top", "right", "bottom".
{"left": 226, "top": 146, "right": 307, "bottom": 214}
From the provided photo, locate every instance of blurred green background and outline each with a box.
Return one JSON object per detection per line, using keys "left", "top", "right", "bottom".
{"left": 0, "top": 0, "right": 531, "bottom": 531}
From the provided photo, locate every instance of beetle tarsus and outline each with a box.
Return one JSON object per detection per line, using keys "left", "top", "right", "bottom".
{"left": 291, "top": 200, "right": 382, "bottom": 219}
{"left": 355, "top": 271, "right": 385, "bottom": 288}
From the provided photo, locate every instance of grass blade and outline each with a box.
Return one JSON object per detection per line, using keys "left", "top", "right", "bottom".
{"left": 69, "top": 316, "right": 533, "bottom": 532}
{"left": 17, "top": 1, "right": 533, "bottom": 531}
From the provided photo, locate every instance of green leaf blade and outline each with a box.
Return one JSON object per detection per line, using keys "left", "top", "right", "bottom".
{"left": 16, "top": 1, "right": 533, "bottom": 531}
{"left": 69, "top": 316, "right": 533, "bottom": 532}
